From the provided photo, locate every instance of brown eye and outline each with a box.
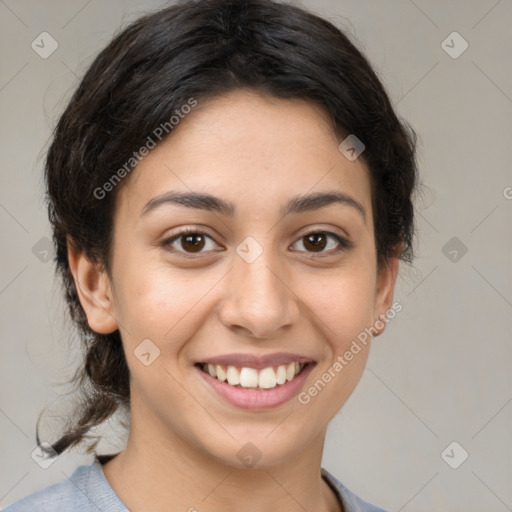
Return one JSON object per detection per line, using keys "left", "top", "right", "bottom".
{"left": 180, "top": 233, "right": 206, "bottom": 253}
{"left": 291, "top": 231, "right": 351, "bottom": 256}
{"left": 162, "top": 228, "right": 220, "bottom": 256}
{"left": 303, "top": 232, "right": 328, "bottom": 252}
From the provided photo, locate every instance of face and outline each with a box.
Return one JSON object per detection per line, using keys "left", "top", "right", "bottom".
{"left": 70, "top": 88, "right": 398, "bottom": 469}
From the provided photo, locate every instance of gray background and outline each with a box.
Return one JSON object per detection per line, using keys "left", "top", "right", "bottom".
{"left": 1, "top": 0, "right": 511, "bottom": 510}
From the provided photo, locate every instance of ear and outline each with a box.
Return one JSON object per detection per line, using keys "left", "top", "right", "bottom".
{"left": 67, "top": 238, "right": 119, "bottom": 334}
{"left": 372, "top": 255, "right": 400, "bottom": 337}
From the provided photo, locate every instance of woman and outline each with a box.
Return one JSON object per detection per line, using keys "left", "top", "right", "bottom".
{"left": 5, "top": 0, "right": 417, "bottom": 510}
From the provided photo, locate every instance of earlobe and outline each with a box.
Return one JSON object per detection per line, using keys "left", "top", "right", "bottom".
{"left": 372, "top": 256, "right": 400, "bottom": 337}
{"left": 67, "top": 237, "right": 119, "bottom": 334}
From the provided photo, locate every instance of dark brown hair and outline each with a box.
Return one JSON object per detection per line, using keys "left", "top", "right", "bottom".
{"left": 38, "top": 0, "right": 418, "bottom": 456}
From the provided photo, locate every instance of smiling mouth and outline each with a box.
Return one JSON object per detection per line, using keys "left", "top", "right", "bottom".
{"left": 195, "top": 362, "right": 311, "bottom": 390}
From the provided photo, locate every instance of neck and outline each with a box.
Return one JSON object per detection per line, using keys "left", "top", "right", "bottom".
{"left": 101, "top": 398, "right": 341, "bottom": 512}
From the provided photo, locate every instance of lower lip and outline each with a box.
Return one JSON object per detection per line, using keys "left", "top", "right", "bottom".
{"left": 195, "top": 363, "right": 316, "bottom": 410}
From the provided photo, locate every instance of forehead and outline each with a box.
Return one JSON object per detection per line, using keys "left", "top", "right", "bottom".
{"left": 114, "top": 89, "right": 372, "bottom": 224}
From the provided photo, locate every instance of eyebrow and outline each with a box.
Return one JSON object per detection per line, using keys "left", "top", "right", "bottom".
{"left": 140, "top": 190, "right": 366, "bottom": 223}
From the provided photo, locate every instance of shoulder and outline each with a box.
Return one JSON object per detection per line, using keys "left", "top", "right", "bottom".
{"left": 321, "top": 467, "right": 389, "bottom": 512}
{"left": 3, "top": 460, "right": 127, "bottom": 512}
{"left": 3, "top": 463, "right": 93, "bottom": 512}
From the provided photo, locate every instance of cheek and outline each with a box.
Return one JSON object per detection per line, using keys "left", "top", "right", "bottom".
{"left": 114, "top": 259, "right": 217, "bottom": 351}
{"left": 304, "top": 265, "right": 376, "bottom": 348}
{"left": 296, "top": 270, "right": 376, "bottom": 418}
{"left": 115, "top": 265, "right": 205, "bottom": 397}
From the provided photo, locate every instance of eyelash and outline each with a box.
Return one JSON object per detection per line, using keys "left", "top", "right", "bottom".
{"left": 161, "top": 227, "right": 353, "bottom": 258}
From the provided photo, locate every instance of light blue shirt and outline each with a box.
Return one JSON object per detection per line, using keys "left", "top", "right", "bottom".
{"left": 3, "top": 455, "right": 388, "bottom": 511}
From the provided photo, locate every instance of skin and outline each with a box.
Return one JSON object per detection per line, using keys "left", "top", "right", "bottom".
{"left": 68, "top": 88, "right": 399, "bottom": 512}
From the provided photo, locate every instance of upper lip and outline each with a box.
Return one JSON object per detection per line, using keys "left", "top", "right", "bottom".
{"left": 197, "top": 352, "right": 315, "bottom": 370}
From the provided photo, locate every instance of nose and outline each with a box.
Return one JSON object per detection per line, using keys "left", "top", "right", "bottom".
{"left": 218, "top": 246, "right": 300, "bottom": 339}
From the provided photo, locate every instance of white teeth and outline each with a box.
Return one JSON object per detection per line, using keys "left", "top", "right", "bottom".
{"left": 276, "top": 365, "right": 287, "bottom": 385}
{"left": 226, "top": 366, "right": 240, "bottom": 385}
{"left": 258, "top": 367, "right": 277, "bottom": 389}
{"left": 202, "top": 362, "right": 307, "bottom": 389}
{"left": 286, "top": 362, "right": 296, "bottom": 382}
{"left": 215, "top": 364, "right": 227, "bottom": 382}
{"left": 240, "top": 367, "right": 259, "bottom": 388}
